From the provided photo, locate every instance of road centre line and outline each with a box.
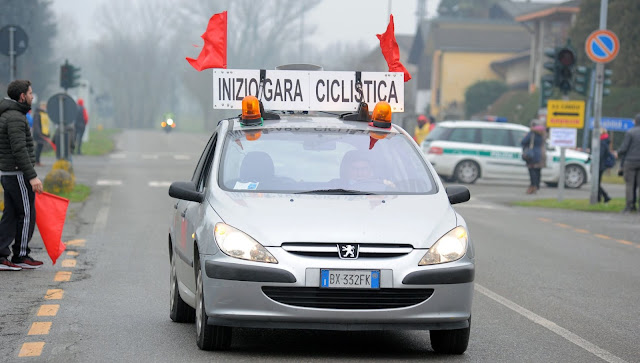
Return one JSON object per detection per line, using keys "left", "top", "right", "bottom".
{"left": 93, "top": 189, "right": 112, "bottom": 233}
{"left": 18, "top": 342, "right": 45, "bottom": 357}
{"left": 538, "top": 218, "right": 638, "bottom": 248}
{"left": 574, "top": 229, "right": 590, "bottom": 234}
{"left": 475, "top": 284, "right": 627, "bottom": 363}
{"left": 595, "top": 234, "right": 611, "bottom": 240}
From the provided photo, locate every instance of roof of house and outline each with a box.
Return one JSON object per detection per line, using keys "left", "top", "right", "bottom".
{"left": 514, "top": 0, "right": 580, "bottom": 22}
{"left": 408, "top": 17, "right": 530, "bottom": 64}
{"left": 490, "top": 50, "right": 531, "bottom": 76}
{"left": 491, "top": 0, "right": 551, "bottom": 20}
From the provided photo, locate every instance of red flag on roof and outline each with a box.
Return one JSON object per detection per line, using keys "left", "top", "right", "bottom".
{"left": 376, "top": 15, "right": 411, "bottom": 82}
{"left": 186, "top": 11, "right": 228, "bottom": 71}
{"left": 35, "top": 192, "right": 69, "bottom": 264}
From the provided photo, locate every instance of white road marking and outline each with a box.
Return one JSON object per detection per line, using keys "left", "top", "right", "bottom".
{"left": 96, "top": 180, "right": 122, "bottom": 186}
{"left": 142, "top": 154, "right": 159, "bottom": 160}
{"left": 110, "top": 153, "right": 126, "bottom": 159}
{"left": 93, "top": 189, "right": 111, "bottom": 233}
{"left": 173, "top": 155, "right": 191, "bottom": 160}
{"left": 475, "top": 284, "right": 627, "bottom": 363}
{"left": 148, "top": 181, "right": 172, "bottom": 187}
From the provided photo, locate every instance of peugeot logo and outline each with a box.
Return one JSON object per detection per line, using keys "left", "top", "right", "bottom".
{"left": 337, "top": 244, "right": 359, "bottom": 259}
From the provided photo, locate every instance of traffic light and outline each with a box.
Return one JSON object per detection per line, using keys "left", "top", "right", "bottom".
{"left": 603, "top": 68, "right": 612, "bottom": 96}
{"left": 60, "top": 59, "right": 81, "bottom": 90}
{"left": 543, "top": 48, "right": 559, "bottom": 86}
{"left": 556, "top": 44, "right": 576, "bottom": 95}
{"left": 574, "top": 66, "right": 590, "bottom": 96}
{"left": 540, "top": 74, "right": 555, "bottom": 107}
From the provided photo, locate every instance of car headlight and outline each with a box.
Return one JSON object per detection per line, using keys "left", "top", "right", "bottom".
{"left": 419, "top": 226, "right": 468, "bottom": 265}
{"left": 214, "top": 223, "right": 277, "bottom": 264}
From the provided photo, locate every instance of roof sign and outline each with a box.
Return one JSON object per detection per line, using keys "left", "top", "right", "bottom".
{"left": 213, "top": 69, "right": 404, "bottom": 112}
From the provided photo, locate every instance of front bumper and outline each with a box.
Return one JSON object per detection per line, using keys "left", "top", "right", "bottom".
{"left": 201, "top": 249, "right": 474, "bottom": 331}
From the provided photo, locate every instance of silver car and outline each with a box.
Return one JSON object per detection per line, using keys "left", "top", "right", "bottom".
{"left": 168, "top": 109, "right": 474, "bottom": 354}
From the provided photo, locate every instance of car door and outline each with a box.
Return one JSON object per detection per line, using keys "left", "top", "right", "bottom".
{"left": 479, "top": 127, "right": 520, "bottom": 179}
{"left": 175, "top": 134, "right": 217, "bottom": 292}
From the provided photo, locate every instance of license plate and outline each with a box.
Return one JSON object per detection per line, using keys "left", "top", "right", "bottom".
{"left": 320, "top": 269, "right": 380, "bottom": 289}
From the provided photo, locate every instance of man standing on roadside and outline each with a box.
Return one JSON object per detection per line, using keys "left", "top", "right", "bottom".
{"left": 0, "top": 80, "right": 44, "bottom": 271}
{"left": 617, "top": 113, "right": 640, "bottom": 213}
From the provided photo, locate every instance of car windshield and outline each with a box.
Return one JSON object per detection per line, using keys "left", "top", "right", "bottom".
{"left": 218, "top": 127, "right": 436, "bottom": 194}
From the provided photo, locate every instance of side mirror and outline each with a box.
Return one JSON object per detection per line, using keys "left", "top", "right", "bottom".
{"left": 169, "top": 181, "right": 204, "bottom": 203}
{"left": 446, "top": 185, "right": 470, "bottom": 205}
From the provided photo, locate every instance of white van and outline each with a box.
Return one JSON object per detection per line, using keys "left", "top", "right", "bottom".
{"left": 422, "top": 121, "right": 591, "bottom": 188}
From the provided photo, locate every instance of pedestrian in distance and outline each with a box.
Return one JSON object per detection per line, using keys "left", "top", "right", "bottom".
{"left": 598, "top": 128, "right": 616, "bottom": 203}
{"left": 616, "top": 113, "right": 640, "bottom": 213}
{"left": 413, "top": 114, "right": 431, "bottom": 146}
{"left": 32, "top": 101, "right": 50, "bottom": 167}
{"left": 0, "top": 80, "right": 44, "bottom": 271}
{"left": 74, "top": 98, "right": 88, "bottom": 155}
{"left": 521, "top": 120, "right": 547, "bottom": 194}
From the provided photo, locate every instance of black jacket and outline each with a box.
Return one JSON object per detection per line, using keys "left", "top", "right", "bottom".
{"left": 0, "top": 98, "right": 37, "bottom": 180}
{"left": 618, "top": 126, "right": 640, "bottom": 163}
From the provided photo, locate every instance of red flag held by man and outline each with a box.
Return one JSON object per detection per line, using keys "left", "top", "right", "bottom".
{"left": 377, "top": 15, "right": 411, "bottom": 82}
{"left": 35, "top": 192, "right": 69, "bottom": 264}
{"left": 186, "top": 11, "right": 228, "bottom": 71}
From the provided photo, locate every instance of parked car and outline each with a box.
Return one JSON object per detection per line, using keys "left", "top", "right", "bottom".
{"left": 421, "top": 121, "right": 591, "bottom": 188}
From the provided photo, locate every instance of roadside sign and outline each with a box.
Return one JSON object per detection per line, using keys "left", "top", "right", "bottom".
{"left": 0, "top": 25, "right": 29, "bottom": 57}
{"left": 588, "top": 117, "right": 635, "bottom": 131}
{"left": 212, "top": 69, "right": 404, "bottom": 112}
{"left": 546, "top": 100, "right": 585, "bottom": 128}
{"left": 585, "top": 30, "right": 619, "bottom": 63}
{"left": 549, "top": 128, "right": 577, "bottom": 148}
{"left": 47, "top": 93, "right": 77, "bottom": 125}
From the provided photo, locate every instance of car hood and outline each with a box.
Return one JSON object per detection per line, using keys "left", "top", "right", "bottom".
{"left": 210, "top": 191, "right": 458, "bottom": 249}
{"left": 564, "top": 148, "right": 590, "bottom": 161}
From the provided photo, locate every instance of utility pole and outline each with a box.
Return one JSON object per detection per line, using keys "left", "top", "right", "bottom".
{"left": 589, "top": 0, "right": 608, "bottom": 204}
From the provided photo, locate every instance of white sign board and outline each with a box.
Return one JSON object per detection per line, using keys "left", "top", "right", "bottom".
{"left": 549, "top": 128, "right": 577, "bottom": 148}
{"left": 213, "top": 69, "right": 404, "bottom": 112}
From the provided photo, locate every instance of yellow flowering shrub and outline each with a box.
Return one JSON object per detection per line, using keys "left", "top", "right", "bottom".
{"left": 44, "top": 169, "right": 75, "bottom": 194}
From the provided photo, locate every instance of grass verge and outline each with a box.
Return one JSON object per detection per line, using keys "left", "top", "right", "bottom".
{"left": 514, "top": 197, "right": 625, "bottom": 212}
{"left": 50, "top": 184, "right": 91, "bottom": 203}
{"left": 43, "top": 128, "right": 119, "bottom": 157}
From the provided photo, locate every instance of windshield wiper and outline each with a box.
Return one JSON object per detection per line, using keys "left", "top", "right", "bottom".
{"left": 295, "top": 188, "right": 375, "bottom": 195}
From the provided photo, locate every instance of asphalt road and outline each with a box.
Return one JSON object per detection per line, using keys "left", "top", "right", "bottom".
{"left": 1, "top": 129, "right": 638, "bottom": 362}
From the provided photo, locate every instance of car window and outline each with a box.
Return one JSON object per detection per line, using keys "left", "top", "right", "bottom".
{"left": 192, "top": 134, "right": 216, "bottom": 183}
{"left": 510, "top": 130, "right": 528, "bottom": 147}
{"left": 480, "top": 128, "right": 512, "bottom": 147}
{"left": 425, "top": 126, "right": 450, "bottom": 141}
{"left": 218, "top": 127, "right": 437, "bottom": 194}
{"left": 448, "top": 128, "right": 478, "bottom": 143}
{"left": 197, "top": 135, "right": 217, "bottom": 192}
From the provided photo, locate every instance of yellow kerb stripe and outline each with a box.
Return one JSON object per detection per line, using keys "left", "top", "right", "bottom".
{"left": 61, "top": 259, "right": 76, "bottom": 268}
{"left": 44, "top": 289, "right": 63, "bottom": 300}
{"left": 66, "top": 251, "right": 79, "bottom": 256}
{"left": 37, "top": 305, "right": 59, "bottom": 317}
{"left": 18, "top": 342, "right": 45, "bottom": 357}
{"left": 65, "top": 239, "right": 86, "bottom": 247}
{"left": 554, "top": 223, "right": 571, "bottom": 228}
{"left": 54, "top": 271, "right": 72, "bottom": 282}
{"left": 28, "top": 322, "right": 52, "bottom": 335}
{"left": 573, "top": 229, "right": 590, "bottom": 234}
{"left": 537, "top": 218, "right": 551, "bottom": 222}
{"left": 595, "top": 234, "right": 611, "bottom": 240}
{"left": 616, "top": 239, "right": 633, "bottom": 245}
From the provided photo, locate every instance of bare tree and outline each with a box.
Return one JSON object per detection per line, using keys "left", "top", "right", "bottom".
{"left": 92, "top": 0, "right": 180, "bottom": 129}
{"left": 178, "top": 0, "right": 321, "bottom": 129}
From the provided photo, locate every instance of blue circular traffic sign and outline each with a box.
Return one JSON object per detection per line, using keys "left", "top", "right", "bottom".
{"left": 585, "top": 30, "right": 619, "bottom": 63}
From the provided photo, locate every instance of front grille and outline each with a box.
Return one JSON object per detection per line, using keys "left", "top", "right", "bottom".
{"left": 281, "top": 243, "right": 413, "bottom": 258}
{"left": 262, "top": 287, "right": 433, "bottom": 309}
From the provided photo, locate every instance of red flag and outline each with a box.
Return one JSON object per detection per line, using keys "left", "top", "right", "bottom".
{"left": 35, "top": 192, "right": 69, "bottom": 264}
{"left": 186, "top": 11, "right": 228, "bottom": 71}
{"left": 376, "top": 15, "right": 411, "bottom": 82}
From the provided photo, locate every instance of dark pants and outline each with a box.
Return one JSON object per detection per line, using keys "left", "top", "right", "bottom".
{"left": 528, "top": 168, "right": 541, "bottom": 188}
{"left": 598, "top": 168, "right": 610, "bottom": 202}
{"left": 0, "top": 174, "right": 35, "bottom": 258}
{"left": 35, "top": 142, "right": 44, "bottom": 163}
{"left": 75, "top": 127, "right": 85, "bottom": 154}
{"left": 623, "top": 161, "right": 640, "bottom": 210}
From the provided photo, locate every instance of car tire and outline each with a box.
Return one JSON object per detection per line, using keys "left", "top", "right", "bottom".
{"left": 429, "top": 319, "right": 470, "bottom": 355}
{"left": 169, "top": 253, "right": 195, "bottom": 323}
{"left": 454, "top": 160, "right": 480, "bottom": 184}
{"left": 564, "top": 165, "right": 586, "bottom": 189}
{"left": 195, "top": 262, "right": 232, "bottom": 351}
